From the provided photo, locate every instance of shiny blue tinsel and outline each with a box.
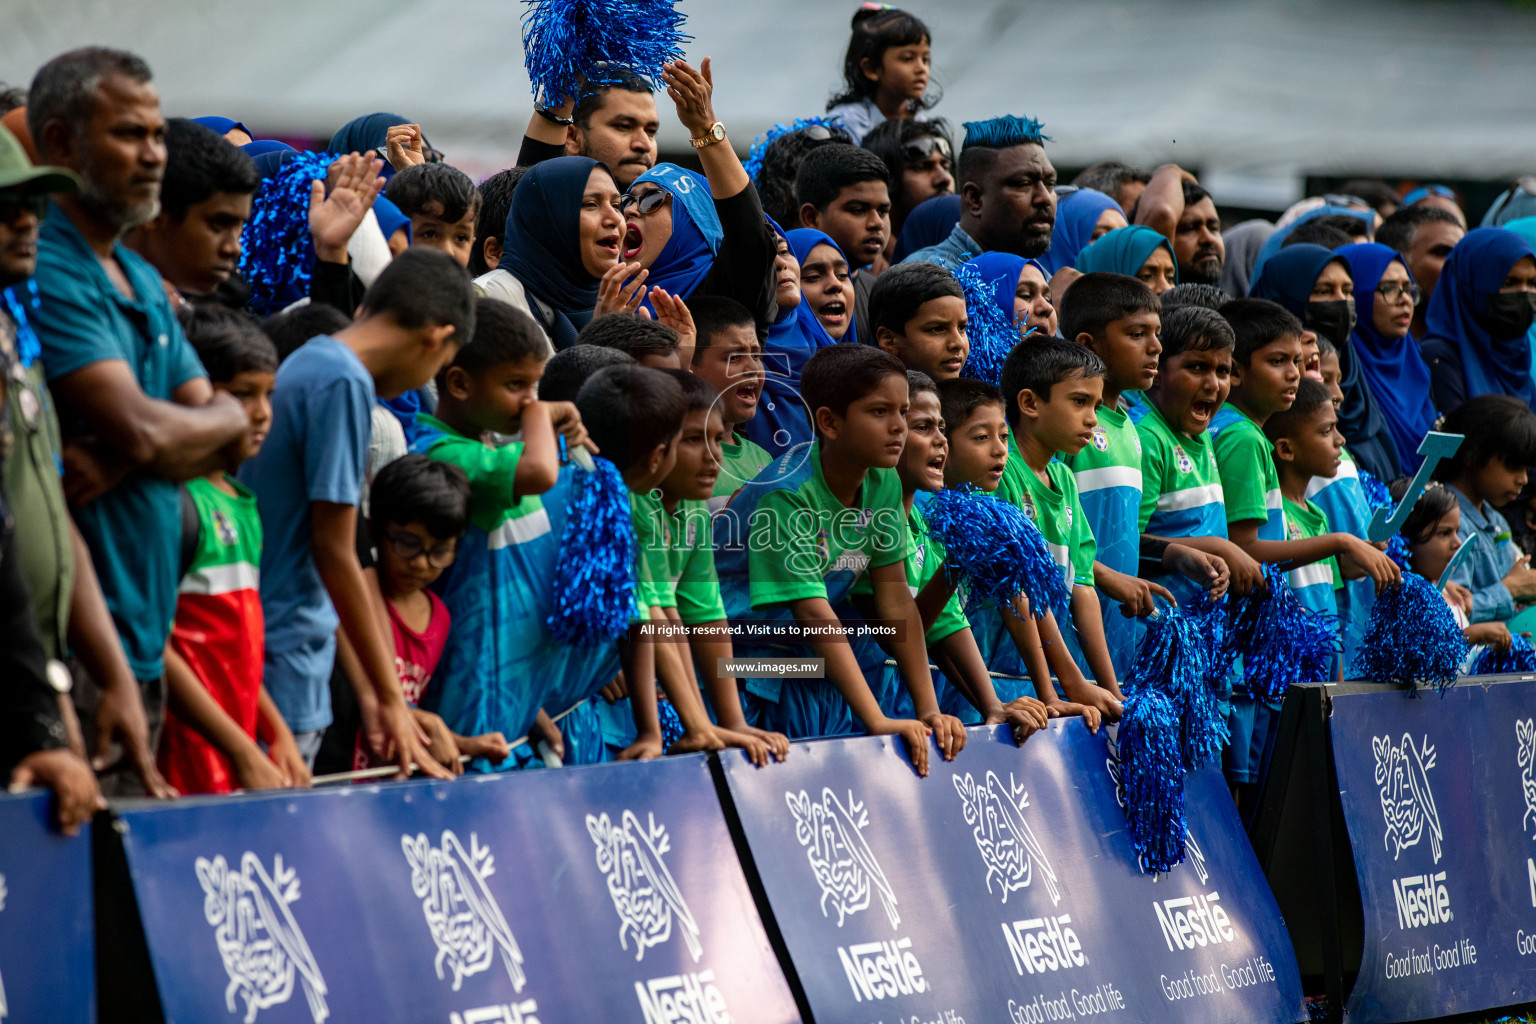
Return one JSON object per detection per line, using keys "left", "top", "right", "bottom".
{"left": 955, "top": 260, "right": 1028, "bottom": 388}
{"left": 744, "top": 116, "right": 842, "bottom": 186}
{"left": 923, "top": 486, "right": 1071, "bottom": 621}
{"left": 521, "top": 0, "right": 689, "bottom": 104}
{"left": 238, "top": 151, "right": 334, "bottom": 315}
{"left": 1357, "top": 468, "right": 1411, "bottom": 569}
{"left": 2, "top": 280, "right": 41, "bottom": 368}
{"left": 1117, "top": 690, "right": 1187, "bottom": 873}
{"left": 657, "top": 698, "right": 684, "bottom": 748}
{"left": 547, "top": 459, "right": 638, "bottom": 645}
{"left": 1471, "top": 631, "right": 1536, "bottom": 675}
{"left": 1125, "top": 604, "right": 1230, "bottom": 769}
{"left": 1356, "top": 571, "right": 1466, "bottom": 693}
{"left": 1228, "top": 563, "right": 1339, "bottom": 704}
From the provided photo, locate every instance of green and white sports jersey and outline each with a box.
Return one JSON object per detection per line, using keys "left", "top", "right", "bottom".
{"left": 632, "top": 489, "right": 676, "bottom": 614}
{"left": 996, "top": 434, "right": 1096, "bottom": 590}
{"left": 709, "top": 433, "right": 773, "bottom": 513}
{"left": 668, "top": 499, "right": 726, "bottom": 624}
{"left": 850, "top": 499, "right": 969, "bottom": 645}
{"left": 1136, "top": 403, "right": 1228, "bottom": 609}
{"left": 1210, "top": 405, "right": 1287, "bottom": 542}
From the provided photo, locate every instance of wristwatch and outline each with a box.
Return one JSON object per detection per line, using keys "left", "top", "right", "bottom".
{"left": 690, "top": 121, "right": 726, "bottom": 149}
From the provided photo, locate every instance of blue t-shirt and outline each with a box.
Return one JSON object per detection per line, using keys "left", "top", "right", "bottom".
{"left": 1066, "top": 404, "right": 1143, "bottom": 679}
{"left": 33, "top": 205, "right": 207, "bottom": 680}
{"left": 238, "top": 335, "right": 373, "bottom": 730}
{"left": 1306, "top": 450, "right": 1373, "bottom": 676}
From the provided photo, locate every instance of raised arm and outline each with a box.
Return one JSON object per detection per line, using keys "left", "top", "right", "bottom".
{"left": 662, "top": 58, "right": 749, "bottom": 200}
{"left": 1133, "top": 164, "right": 1195, "bottom": 239}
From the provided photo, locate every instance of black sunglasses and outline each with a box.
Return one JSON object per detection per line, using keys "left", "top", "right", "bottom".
{"left": 0, "top": 193, "right": 48, "bottom": 223}
{"left": 901, "top": 136, "right": 951, "bottom": 163}
{"left": 620, "top": 189, "right": 671, "bottom": 216}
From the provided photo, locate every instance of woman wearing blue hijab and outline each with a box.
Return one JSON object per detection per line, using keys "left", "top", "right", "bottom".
{"left": 624, "top": 161, "right": 776, "bottom": 329}
{"left": 742, "top": 227, "right": 852, "bottom": 456}
{"left": 1074, "top": 225, "right": 1178, "bottom": 295}
{"left": 1420, "top": 227, "right": 1536, "bottom": 412}
{"left": 328, "top": 112, "right": 435, "bottom": 176}
{"left": 495, "top": 156, "right": 623, "bottom": 350}
{"left": 1250, "top": 244, "right": 1401, "bottom": 479}
{"left": 1502, "top": 218, "right": 1536, "bottom": 394}
{"left": 1336, "top": 244, "right": 1436, "bottom": 470}
{"left": 1038, "top": 188, "right": 1125, "bottom": 276}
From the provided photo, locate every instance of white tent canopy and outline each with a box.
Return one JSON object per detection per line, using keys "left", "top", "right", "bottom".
{"left": 6, "top": 0, "right": 1535, "bottom": 207}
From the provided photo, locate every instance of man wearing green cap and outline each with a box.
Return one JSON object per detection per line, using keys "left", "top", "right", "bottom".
{"left": 0, "top": 121, "right": 106, "bottom": 831}
{"left": 26, "top": 47, "right": 249, "bottom": 797}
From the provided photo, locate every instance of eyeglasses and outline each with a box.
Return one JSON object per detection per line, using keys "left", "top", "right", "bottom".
{"left": 1376, "top": 281, "right": 1421, "bottom": 304}
{"left": 620, "top": 189, "right": 671, "bottom": 216}
{"left": 901, "top": 136, "right": 952, "bottom": 164}
{"left": 381, "top": 530, "right": 458, "bottom": 569}
{"left": 0, "top": 193, "right": 48, "bottom": 223}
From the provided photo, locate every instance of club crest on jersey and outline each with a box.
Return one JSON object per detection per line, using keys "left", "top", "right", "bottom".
{"left": 1090, "top": 427, "right": 1108, "bottom": 452}
{"left": 815, "top": 528, "right": 831, "bottom": 564}
{"left": 1173, "top": 445, "right": 1194, "bottom": 474}
{"left": 213, "top": 509, "right": 239, "bottom": 547}
{"left": 1020, "top": 491, "right": 1038, "bottom": 522}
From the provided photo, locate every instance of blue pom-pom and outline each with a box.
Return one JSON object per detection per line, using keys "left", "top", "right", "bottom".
{"left": 1227, "top": 563, "right": 1339, "bottom": 704}
{"left": 744, "top": 116, "right": 842, "bottom": 187}
{"left": 2, "top": 280, "right": 42, "bottom": 368}
{"left": 657, "top": 698, "right": 684, "bottom": 748}
{"left": 923, "top": 486, "right": 1071, "bottom": 621}
{"left": 954, "top": 260, "right": 1028, "bottom": 387}
{"left": 1357, "top": 469, "right": 1411, "bottom": 569}
{"left": 1125, "top": 603, "right": 1230, "bottom": 769}
{"left": 1116, "top": 689, "right": 1187, "bottom": 873}
{"left": 239, "top": 151, "right": 334, "bottom": 315}
{"left": 961, "top": 115, "right": 1051, "bottom": 150}
{"left": 1470, "top": 632, "right": 1536, "bottom": 675}
{"left": 521, "top": 0, "right": 690, "bottom": 104}
{"left": 547, "top": 460, "right": 638, "bottom": 645}
{"left": 1356, "top": 571, "right": 1467, "bottom": 693}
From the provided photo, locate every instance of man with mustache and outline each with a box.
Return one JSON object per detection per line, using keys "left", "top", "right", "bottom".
{"left": 28, "top": 47, "right": 248, "bottom": 796}
{"left": 518, "top": 70, "right": 659, "bottom": 190}
{"left": 902, "top": 114, "right": 1058, "bottom": 275}
{"left": 1135, "top": 164, "right": 1226, "bottom": 288}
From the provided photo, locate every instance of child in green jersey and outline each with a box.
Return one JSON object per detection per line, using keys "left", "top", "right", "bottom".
{"left": 936, "top": 376, "right": 1102, "bottom": 728}
{"left": 996, "top": 337, "right": 1126, "bottom": 720}
{"left": 161, "top": 306, "right": 308, "bottom": 795}
{"left": 682, "top": 296, "right": 772, "bottom": 511}
{"left": 576, "top": 364, "right": 723, "bottom": 759}
{"left": 655, "top": 370, "right": 790, "bottom": 765}
{"left": 714, "top": 345, "right": 967, "bottom": 776}
{"left": 870, "top": 261, "right": 971, "bottom": 382}
{"left": 854, "top": 372, "right": 1048, "bottom": 739}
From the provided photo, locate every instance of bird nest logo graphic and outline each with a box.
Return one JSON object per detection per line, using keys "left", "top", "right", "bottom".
{"left": 401, "top": 830, "right": 526, "bottom": 993}
{"left": 1104, "top": 732, "right": 1207, "bottom": 882}
{"left": 1374, "top": 733, "right": 1444, "bottom": 864}
{"left": 194, "top": 853, "right": 328, "bottom": 1023}
{"left": 952, "top": 770, "right": 1061, "bottom": 906}
{"left": 784, "top": 787, "right": 899, "bottom": 929}
{"left": 586, "top": 809, "right": 702, "bottom": 963}
{"left": 1517, "top": 718, "right": 1536, "bottom": 840}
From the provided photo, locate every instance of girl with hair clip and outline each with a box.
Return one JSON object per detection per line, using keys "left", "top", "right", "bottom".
{"left": 825, "top": 5, "right": 938, "bottom": 145}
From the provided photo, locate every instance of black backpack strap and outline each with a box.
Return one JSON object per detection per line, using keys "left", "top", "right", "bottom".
{"left": 178, "top": 485, "right": 201, "bottom": 581}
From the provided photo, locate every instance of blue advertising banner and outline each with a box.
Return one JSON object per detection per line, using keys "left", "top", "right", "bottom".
{"left": 1331, "top": 679, "right": 1536, "bottom": 1023}
{"left": 0, "top": 790, "right": 93, "bottom": 1024}
{"left": 720, "top": 721, "right": 1306, "bottom": 1024}
{"left": 114, "top": 755, "right": 799, "bottom": 1024}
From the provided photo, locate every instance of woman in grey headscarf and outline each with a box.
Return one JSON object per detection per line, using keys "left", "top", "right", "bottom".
{"left": 1218, "top": 218, "right": 1277, "bottom": 296}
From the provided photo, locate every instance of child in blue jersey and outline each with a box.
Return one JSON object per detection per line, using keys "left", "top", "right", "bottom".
{"left": 1264, "top": 379, "right": 1349, "bottom": 679}
{"left": 994, "top": 338, "right": 1127, "bottom": 720}
{"left": 714, "top": 345, "right": 966, "bottom": 776}
{"left": 1211, "top": 299, "right": 1399, "bottom": 798}
{"left": 1060, "top": 272, "right": 1189, "bottom": 681}
{"left": 412, "top": 300, "right": 603, "bottom": 768}
{"left": 1436, "top": 396, "right": 1536, "bottom": 626}
{"left": 1136, "top": 307, "right": 1253, "bottom": 606}
{"left": 851, "top": 373, "right": 1049, "bottom": 738}
{"left": 934, "top": 376, "right": 1094, "bottom": 727}
{"left": 1306, "top": 337, "right": 1376, "bottom": 676}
